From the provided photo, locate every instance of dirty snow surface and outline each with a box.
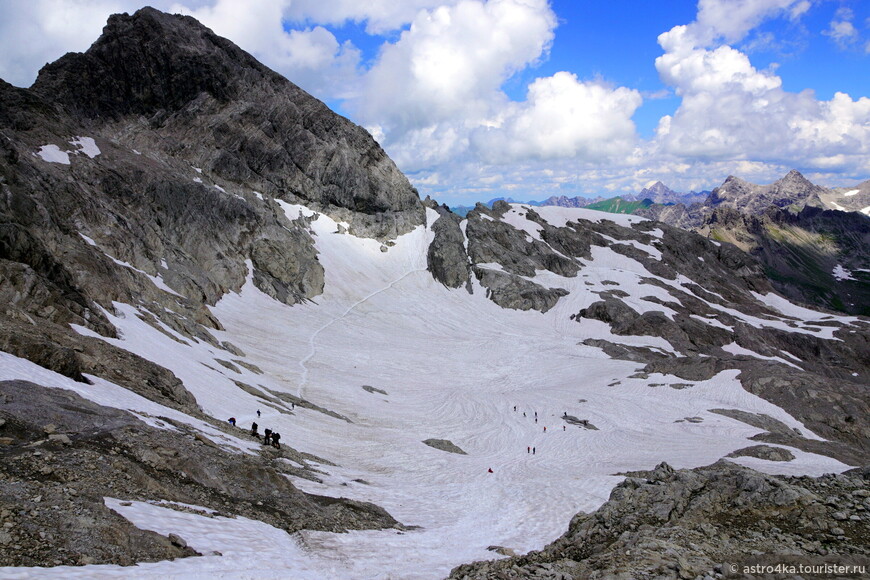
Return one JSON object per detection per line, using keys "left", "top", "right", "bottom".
{"left": 0, "top": 205, "right": 855, "bottom": 580}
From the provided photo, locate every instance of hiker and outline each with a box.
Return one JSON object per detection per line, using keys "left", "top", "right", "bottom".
{"left": 523, "top": 412, "right": 526, "bottom": 417}
{"left": 563, "top": 425, "right": 566, "bottom": 431}
{"left": 228, "top": 417, "right": 236, "bottom": 426}
{"left": 533, "top": 447, "right": 536, "bottom": 455}
{"left": 513, "top": 405, "right": 517, "bottom": 412}
{"left": 534, "top": 411, "right": 537, "bottom": 419}
{"left": 543, "top": 426, "right": 547, "bottom": 432}
{"left": 272, "top": 432, "right": 281, "bottom": 449}
{"left": 257, "top": 409, "right": 261, "bottom": 418}
{"left": 264, "top": 428, "right": 272, "bottom": 445}
{"left": 527, "top": 446, "right": 530, "bottom": 454}
{"left": 251, "top": 422, "right": 259, "bottom": 438}
{"left": 487, "top": 468, "right": 493, "bottom": 473}
{"left": 291, "top": 402, "right": 295, "bottom": 410}
{"left": 535, "top": 417, "right": 538, "bottom": 423}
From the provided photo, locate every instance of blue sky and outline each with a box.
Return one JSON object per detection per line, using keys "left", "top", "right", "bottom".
{"left": 1, "top": 0, "right": 868, "bottom": 205}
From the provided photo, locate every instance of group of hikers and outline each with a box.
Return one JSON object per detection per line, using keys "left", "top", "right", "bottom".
{"left": 228, "top": 410, "right": 282, "bottom": 449}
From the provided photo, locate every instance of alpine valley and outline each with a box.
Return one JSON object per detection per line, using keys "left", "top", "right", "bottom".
{"left": 0, "top": 8, "right": 868, "bottom": 580}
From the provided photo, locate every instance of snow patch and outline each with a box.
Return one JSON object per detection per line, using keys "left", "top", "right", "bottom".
{"left": 276, "top": 200, "right": 316, "bottom": 222}
{"left": 79, "top": 233, "right": 98, "bottom": 246}
{"left": 843, "top": 189, "right": 859, "bottom": 197}
{"left": 832, "top": 264, "right": 855, "bottom": 281}
{"left": 35, "top": 144, "right": 70, "bottom": 165}
{"left": 721, "top": 342, "right": 802, "bottom": 370}
{"left": 69, "top": 136, "right": 100, "bottom": 158}
{"left": 192, "top": 177, "right": 202, "bottom": 184}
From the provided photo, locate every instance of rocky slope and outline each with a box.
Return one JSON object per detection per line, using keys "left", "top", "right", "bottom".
{"left": 0, "top": 7, "right": 424, "bottom": 567}
{"left": 0, "top": 5, "right": 430, "bottom": 396}
{"left": 636, "top": 171, "right": 870, "bottom": 316}
{"left": 823, "top": 180, "right": 870, "bottom": 215}
{"left": 448, "top": 461, "right": 870, "bottom": 580}
{"left": 0, "top": 380, "right": 397, "bottom": 567}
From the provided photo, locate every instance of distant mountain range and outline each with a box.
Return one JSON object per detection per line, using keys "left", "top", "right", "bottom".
{"left": 449, "top": 181, "right": 709, "bottom": 216}
{"left": 635, "top": 170, "right": 870, "bottom": 316}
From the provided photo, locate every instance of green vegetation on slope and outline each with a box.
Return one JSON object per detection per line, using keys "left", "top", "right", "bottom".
{"left": 586, "top": 197, "right": 653, "bottom": 214}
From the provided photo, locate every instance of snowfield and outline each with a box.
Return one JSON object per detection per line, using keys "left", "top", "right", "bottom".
{"left": 0, "top": 205, "right": 856, "bottom": 579}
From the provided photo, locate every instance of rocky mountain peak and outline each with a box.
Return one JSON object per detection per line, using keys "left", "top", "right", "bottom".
{"left": 708, "top": 170, "right": 824, "bottom": 212}
{"left": 30, "top": 7, "right": 423, "bottom": 231}
{"left": 32, "top": 7, "right": 265, "bottom": 119}
{"left": 642, "top": 181, "right": 670, "bottom": 195}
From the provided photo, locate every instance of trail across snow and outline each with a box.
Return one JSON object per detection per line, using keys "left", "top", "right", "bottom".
{"left": 0, "top": 205, "right": 855, "bottom": 580}
{"left": 297, "top": 267, "right": 428, "bottom": 398}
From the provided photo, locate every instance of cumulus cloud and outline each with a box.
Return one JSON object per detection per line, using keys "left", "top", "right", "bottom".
{"left": 354, "top": 0, "right": 557, "bottom": 134}
{"left": 658, "top": 0, "right": 810, "bottom": 49}
{"left": 470, "top": 72, "right": 642, "bottom": 163}
{"left": 652, "top": 0, "right": 870, "bottom": 176}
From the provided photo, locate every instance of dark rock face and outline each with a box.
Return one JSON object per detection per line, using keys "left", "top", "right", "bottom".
{"left": 0, "top": 380, "right": 399, "bottom": 567}
{"left": 448, "top": 461, "right": 870, "bottom": 580}
{"left": 465, "top": 208, "right": 579, "bottom": 279}
{"left": 32, "top": 8, "right": 424, "bottom": 231}
{"left": 472, "top": 266, "right": 567, "bottom": 313}
{"left": 701, "top": 205, "right": 870, "bottom": 316}
{"left": 427, "top": 206, "right": 470, "bottom": 289}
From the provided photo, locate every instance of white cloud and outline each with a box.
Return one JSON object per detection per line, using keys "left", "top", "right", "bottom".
{"left": 0, "top": 0, "right": 127, "bottom": 87}
{"left": 823, "top": 7, "right": 858, "bottom": 49}
{"left": 470, "top": 72, "right": 642, "bottom": 163}
{"left": 354, "top": 0, "right": 557, "bottom": 134}
{"left": 651, "top": 1, "right": 870, "bottom": 176}
{"left": 661, "top": 0, "right": 810, "bottom": 49}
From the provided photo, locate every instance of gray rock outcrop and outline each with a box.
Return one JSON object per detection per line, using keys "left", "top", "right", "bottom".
{"left": 423, "top": 439, "right": 467, "bottom": 455}
{"left": 427, "top": 205, "right": 471, "bottom": 289}
{"left": 473, "top": 266, "right": 568, "bottom": 313}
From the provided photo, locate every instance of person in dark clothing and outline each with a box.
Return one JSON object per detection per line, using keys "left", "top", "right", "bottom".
{"left": 228, "top": 417, "right": 236, "bottom": 426}
{"left": 264, "top": 428, "right": 272, "bottom": 445}
{"left": 272, "top": 432, "right": 281, "bottom": 449}
{"left": 527, "top": 446, "right": 530, "bottom": 453}
{"left": 251, "top": 422, "right": 259, "bottom": 438}
{"left": 532, "top": 447, "right": 536, "bottom": 455}
{"left": 257, "top": 409, "right": 261, "bottom": 418}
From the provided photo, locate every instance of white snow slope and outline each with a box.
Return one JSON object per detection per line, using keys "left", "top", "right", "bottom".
{"left": 0, "top": 204, "right": 857, "bottom": 580}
